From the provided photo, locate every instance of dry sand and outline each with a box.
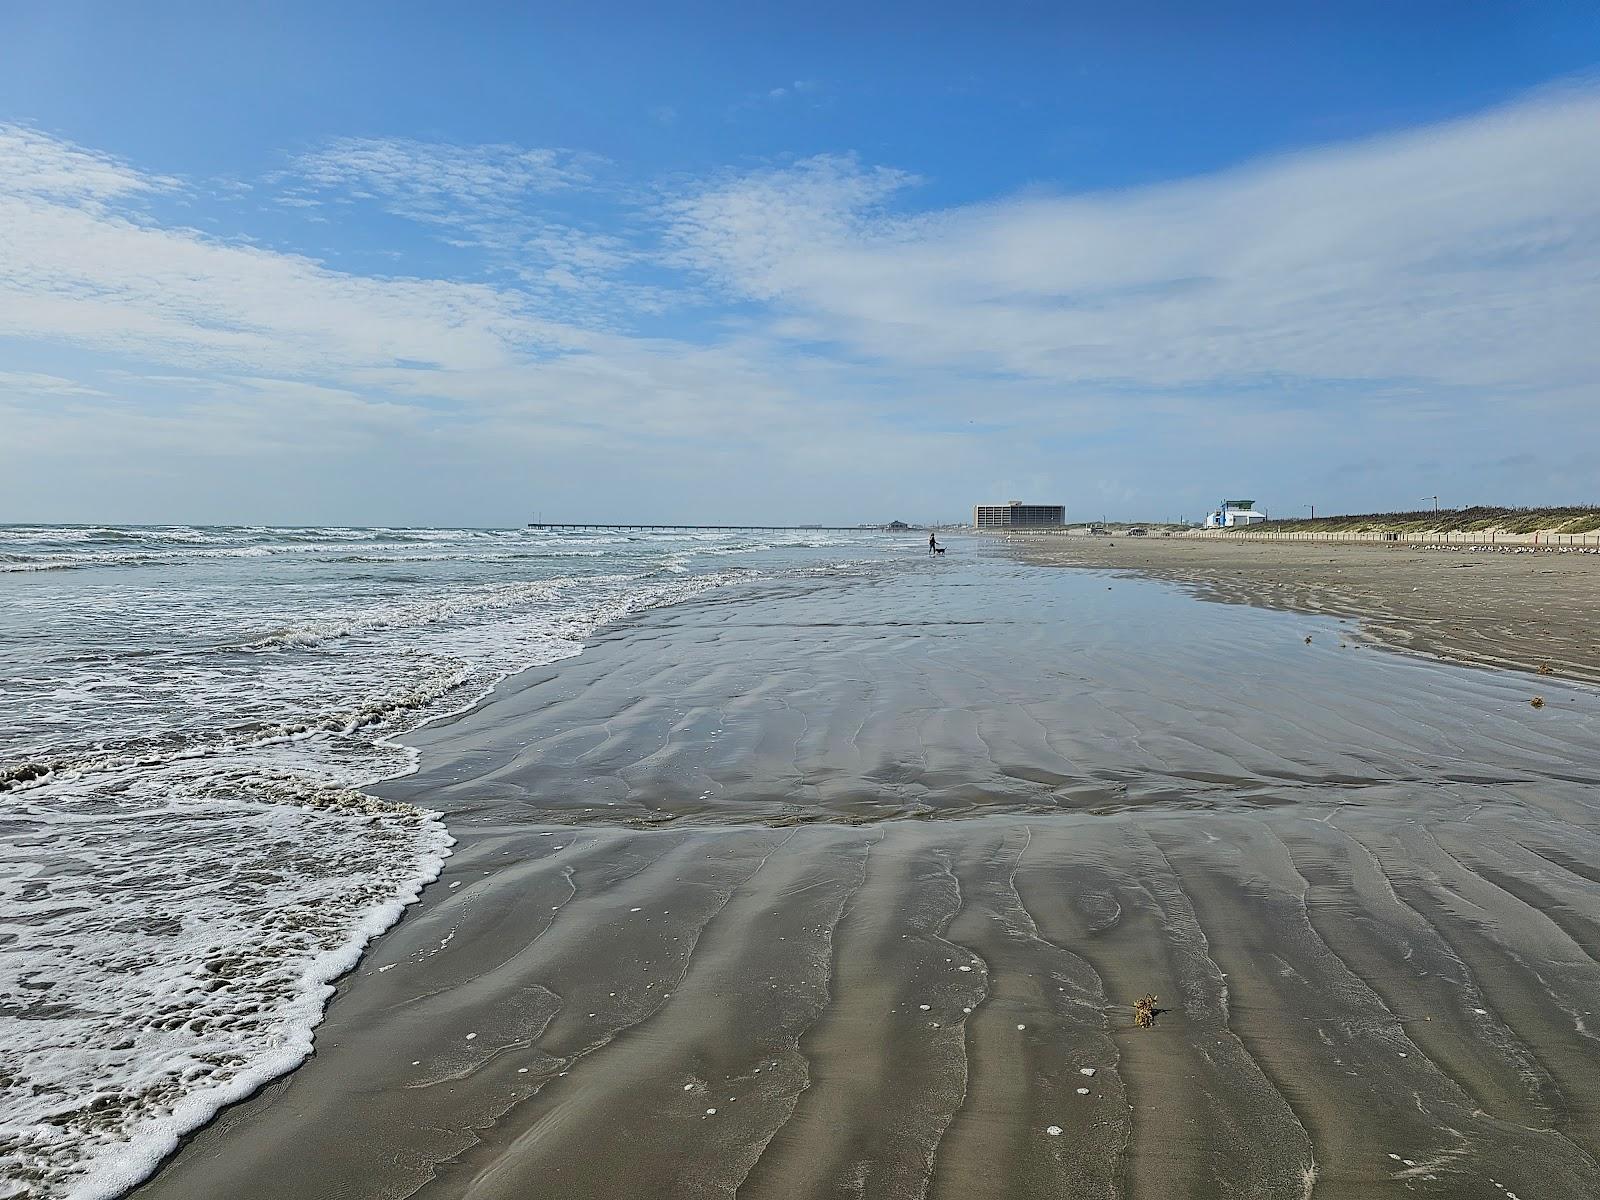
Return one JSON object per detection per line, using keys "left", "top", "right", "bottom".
{"left": 1008, "top": 532, "right": 1600, "bottom": 683}
{"left": 132, "top": 546, "right": 1600, "bottom": 1199}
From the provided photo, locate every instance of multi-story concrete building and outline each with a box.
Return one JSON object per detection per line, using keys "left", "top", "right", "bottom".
{"left": 973, "top": 501, "right": 1066, "bottom": 529}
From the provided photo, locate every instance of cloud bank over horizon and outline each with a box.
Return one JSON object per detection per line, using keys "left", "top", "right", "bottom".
{"left": 2, "top": 81, "right": 1598, "bottom": 526}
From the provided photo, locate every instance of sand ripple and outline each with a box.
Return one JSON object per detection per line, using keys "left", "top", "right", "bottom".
{"left": 130, "top": 552, "right": 1600, "bottom": 1199}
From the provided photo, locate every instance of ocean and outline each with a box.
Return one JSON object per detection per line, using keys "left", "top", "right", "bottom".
{"left": 0, "top": 524, "right": 903, "bottom": 1199}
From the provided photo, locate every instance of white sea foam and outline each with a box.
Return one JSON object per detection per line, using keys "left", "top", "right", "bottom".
{"left": 0, "top": 775, "right": 450, "bottom": 1200}
{"left": 0, "top": 523, "right": 899, "bottom": 1197}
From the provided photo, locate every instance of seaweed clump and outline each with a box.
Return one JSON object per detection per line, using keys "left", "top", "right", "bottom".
{"left": 1133, "top": 994, "right": 1159, "bottom": 1028}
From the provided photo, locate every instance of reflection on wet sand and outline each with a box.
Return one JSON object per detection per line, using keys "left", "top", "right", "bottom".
{"left": 136, "top": 549, "right": 1600, "bottom": 1200}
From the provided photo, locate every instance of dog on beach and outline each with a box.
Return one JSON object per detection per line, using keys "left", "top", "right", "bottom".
{"left": 933, "top": 546, "right": 946, "bottom": 555}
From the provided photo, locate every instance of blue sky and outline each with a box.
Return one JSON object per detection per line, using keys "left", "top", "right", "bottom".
{"left": 2, "top": 2, "right": 1597, "bottom": 525}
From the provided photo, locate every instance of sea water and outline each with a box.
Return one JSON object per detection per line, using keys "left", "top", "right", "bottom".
{"left": 0, "top": 524, "right": 901, "bottom": 1199}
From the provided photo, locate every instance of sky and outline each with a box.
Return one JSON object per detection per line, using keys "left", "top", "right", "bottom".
{"left": 1, "top": 2, "right": 1598, "bottom": 526}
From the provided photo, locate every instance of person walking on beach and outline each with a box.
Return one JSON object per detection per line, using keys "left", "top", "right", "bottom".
{"left": 928, "top": 533, "right": 939, "bottom": 555}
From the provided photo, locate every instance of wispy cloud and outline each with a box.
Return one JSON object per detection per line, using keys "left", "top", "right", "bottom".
{"left": 295, "top": 136, "right": 592, "bottom": 203}
{"left": 0, "top": 123, "right": 803, "bottom": 466}
{"left": 276, "top": 136, "right": 670, "bottom": 316}
{"left": 668, "top": 154, "right": 918, "bottom": 297}
{"left": 767, "top": 80, "right": 819, "bottom": 100}
{"left": 0, "top": 370, "right": 110, "bottom": 398}
{"left": 0, "top": 180, "right": 582, "bottom": 376}
{"left": 673, "top": 85, "right": 1600, "bottom": 407}
{"left": 739, "top": 79, "right": 822, "bottom": 106}
{"left": 3, "top": 83, "right": 1598, "bottom": 522}
{"left": 0, "top": 124, "right": 176, "bottom": 203}
{"left": 283, "top": 137, "right": 597, "bottom": 246}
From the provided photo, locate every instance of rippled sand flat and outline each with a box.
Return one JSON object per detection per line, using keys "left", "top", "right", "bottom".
{"left": 1010, "top": 532, "right": 1600, "bottom": 685}
{"left": 133, "top": 547, "right": 1600, "bottom": 1199}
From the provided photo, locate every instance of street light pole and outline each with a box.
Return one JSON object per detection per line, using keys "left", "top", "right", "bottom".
{"left": 1304, "top": 504, "right": 1315, "bottom": 519}
{"left": 1421, "top": 496, "right": 1439, "bottom": 512}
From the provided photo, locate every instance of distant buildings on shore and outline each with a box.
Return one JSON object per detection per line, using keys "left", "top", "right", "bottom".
{"left": 1205, "top": 499, "right": 1266, "bottom": 528}
{"left": 973, "top": 501, "right": 1066, "bottom": 529}
{"left": 968, "top": 498, "right": 1269, "bottom": 530}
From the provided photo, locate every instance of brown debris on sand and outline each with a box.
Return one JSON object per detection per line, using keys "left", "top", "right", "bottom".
{"left": 1133, "top": 994, "right": 1159, "bottom": 1028}
{"left": 1530, "top": 696, "right": 1546, "bottom": 709}
{"left": 1538, "top": 663, "right": 1555, "bottom": 675}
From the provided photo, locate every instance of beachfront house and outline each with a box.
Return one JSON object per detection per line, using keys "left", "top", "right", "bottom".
{"left": 1205, "top": 499, "right": 1267, "bottom": 528}
{"left": 973, "top": 501, "right": 1067, "bottom": 529}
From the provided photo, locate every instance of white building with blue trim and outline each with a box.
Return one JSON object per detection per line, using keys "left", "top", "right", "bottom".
{"left": 1205, "top": 500, "right": 1267, "bottom": 528}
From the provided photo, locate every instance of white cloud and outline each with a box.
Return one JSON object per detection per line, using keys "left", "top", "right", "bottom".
{"left": 284, "top": 137, "right": 596, "bottom": 248}
{"left": 2, "top": 85, "right": 1598, "bottom": 522}
{"left": 669, "top": 154, "right": 918, "bottom": 296}
{"left": 277, "top": 137, "right": 671, "bottom": 315}
{"left": 0, "top": 370, "right": 109, "bottom": 398}
{"left": 0, "top": 167, "right": 597, "bottom": 377}
{"left": 526, "top": 225, "right": 638, "bottom": 274}
{"left": 0, "top": 124, "right": 176, "bottom": 203}
{"left": 0, "top": 123, "right": 816, "bottom": 495}
{"left": 296, "top": 136, "right": 592, "bottom": 201}
{"left": 673, "top": 85, "right": 1600, "bottom": 400}
{"left": 743, "top": 80, "right": 823, "bottom": 108}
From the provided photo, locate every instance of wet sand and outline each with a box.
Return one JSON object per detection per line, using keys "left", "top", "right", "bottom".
{"left": 1008, "top": 533, "right": 1600, "bottom": 684}
{"left": 133, "top": 546, "right": 1600, "bottom": 1199}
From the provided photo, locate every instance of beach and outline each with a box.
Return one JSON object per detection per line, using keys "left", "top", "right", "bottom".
{"left": 1007, "top": 533, "right": 1600, "bottom": 684}
{"left": 0, "top": 526, "right": 889, "bottom": 1199}
{"left": 8, "top": 9, "right": 1599, "bottom": 1198}
{"left": 124, "top": 540, "right": 1600, "bottom": 1199}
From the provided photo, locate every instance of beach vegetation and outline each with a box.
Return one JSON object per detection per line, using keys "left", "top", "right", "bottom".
{"left": 1256, "top": 505, "right": 1600, "bottom": 535}
{"left": 1133, "top": 994, "right": 1160, "bottom": 1028}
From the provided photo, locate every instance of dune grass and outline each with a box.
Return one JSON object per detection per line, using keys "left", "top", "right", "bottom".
{"left": 1255, "top": 506, "right": 1600, "bottom": 535}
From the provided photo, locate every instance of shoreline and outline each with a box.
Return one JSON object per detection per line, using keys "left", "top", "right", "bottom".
{"left": 1002, "top": 533, "right": 1600, "bottom": 685}
{"left": 129, "top": 552, "right": 1600, "bottom": 1200}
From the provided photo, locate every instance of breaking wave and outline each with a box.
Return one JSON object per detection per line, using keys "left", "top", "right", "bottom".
{"left": 0, "top": 522, "right": 898, "bottom": 1199}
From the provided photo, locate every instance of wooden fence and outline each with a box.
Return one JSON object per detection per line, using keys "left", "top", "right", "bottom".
{"left": 1178, "top": 528, "right": 1600, "bottom": 547}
